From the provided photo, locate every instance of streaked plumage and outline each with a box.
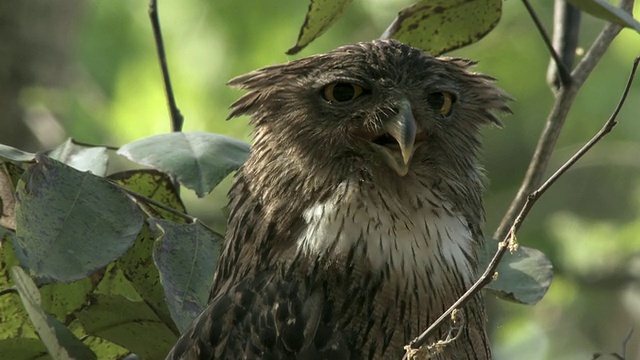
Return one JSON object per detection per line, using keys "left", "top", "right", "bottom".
{"left": 167, "top": 39, "right": 510, "bottom": 360}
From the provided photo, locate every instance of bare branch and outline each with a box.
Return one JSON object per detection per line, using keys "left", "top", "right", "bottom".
{"left": 149, "top": 0, "right": 184, "bottom": 132}
{"left": 493, "top": 0, "right": 632, "bottom": 241}
{"left": 405, "top": 55, "right": 640, "bottom": 354}
{"left": 521, "top": 0, "right": 572, "bottom": 86}
{"left": 547, "top": 0, "right": 581, "bottom": 90}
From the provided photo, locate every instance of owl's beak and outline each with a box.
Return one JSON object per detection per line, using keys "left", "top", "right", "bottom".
{"left": 371, "top": 99, "right": 416, "bottom": 176}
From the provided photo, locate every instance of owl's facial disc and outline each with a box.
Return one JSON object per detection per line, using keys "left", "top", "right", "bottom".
{"left": 369, "top": 99, "right": 419, "bottom": 177}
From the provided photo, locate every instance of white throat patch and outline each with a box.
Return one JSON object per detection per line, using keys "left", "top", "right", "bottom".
{"left": 296, "top": 181, "right": 476, "bottom": 286}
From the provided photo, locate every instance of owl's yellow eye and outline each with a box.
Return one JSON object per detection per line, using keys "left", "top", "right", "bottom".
{"left": 427, "top": 91, "right": 455, "bottom": 117}
{"left": 322, "top": 82, "right": 364, "bottom": 103}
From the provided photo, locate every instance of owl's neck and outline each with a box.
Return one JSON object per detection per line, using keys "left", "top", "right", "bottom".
{"left": 295, "top": 179, "right": 478, "bottom": 289}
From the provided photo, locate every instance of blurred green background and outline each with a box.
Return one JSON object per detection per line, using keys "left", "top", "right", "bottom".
{"left": 2, "top": 0, "right": 640, "bottom": 359}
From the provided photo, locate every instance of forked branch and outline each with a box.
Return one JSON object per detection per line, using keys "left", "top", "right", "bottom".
{"left": 494, "top": 0, "right": 634, "bottom": 242}
{"left": 404, "top": 55, "right": 640, "bottom": 357}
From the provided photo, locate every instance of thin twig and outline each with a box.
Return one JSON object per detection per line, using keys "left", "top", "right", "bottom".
{"left": 69, "top": 139, "right": 119, "bottom": 151}
{"left": 149, "top": 0, "right": 184, "bottom": 132}
{"left": 493, "top": 0, "right": 630, "bottom": 241}
{"left": 0, "top": 286, "right": 16, "bottom": 297}
{"left": 405, "top": 56, "right": 639, "bottom": 354}
{"left": 621, "top": 327, "right": 634, "bottom": 359}
{"left": 118, "top": 184, "right": 224, "bottom": 239}
{"left": 521, "top": 0, "right": 572, "bottom": 86}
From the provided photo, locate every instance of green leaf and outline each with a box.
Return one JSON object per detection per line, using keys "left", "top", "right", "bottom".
{"left": 11, "top": 266, "right": 97, "bottom": 360}
{"left": 48, "top": 139, "right": 109, "bottom": 177}
{"left": 0, "top": 144, "right": 35, "bottom": 163}
{"left": 109, "top": 169, "right": 187, "bottom": 221}
{"left": 13, "top": 154, "right": 144, "bottom": 283}
{"left": 118, "top": 224, "right": 178, "bottom": 332}
{"left": 287, "top": 0, "right": 354, "bottom": 55}
{"left": 40, "top": 279, "right": 93, "bottom": 322}
{"left": 76, "top": 332, "right": 130, "bottom": 360}
{"left": 111, "top": 170, "right": 187, "bottom": 332}
{"left": 118, "top": 132, "right": 249, "bottom": 197}
{"left": 566, "top": 0, "right": 640, "bottom": 32}
{"left": 93, "top": 264, "right": 142, "bottom": 302}
{"left": 0, "top": 338, "right": 47, "bottom": 359}
{"left": 0, "top": 240, "right": 36, "bottom": 341}
{"left": 76, "top": 294, "right": 177, "bottom": 359}
{"left": 382, "top": 0, "right": 502, "bottom": 56}
{"left": 479, "top": 241, "right": 554, "bottom": 305}
{"left": 151, "top": 219, "right": 222, "bottom": 333}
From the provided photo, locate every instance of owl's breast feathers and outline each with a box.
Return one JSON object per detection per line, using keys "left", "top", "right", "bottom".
{"left": 167, "top": 178, "right": 490, "bottom": 360}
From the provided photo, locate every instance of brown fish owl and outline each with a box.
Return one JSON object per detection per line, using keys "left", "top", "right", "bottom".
{"left": 167, "top": 39, "right": 510, "bottom": 359}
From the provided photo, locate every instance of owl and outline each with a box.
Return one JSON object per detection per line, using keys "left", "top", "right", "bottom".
{"left": 167, "top": 39, "right": 510, "bottom": 360}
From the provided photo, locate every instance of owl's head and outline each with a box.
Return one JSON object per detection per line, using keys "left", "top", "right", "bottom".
{"left": 228, "top": 40, "right": 510, "bottom": 187}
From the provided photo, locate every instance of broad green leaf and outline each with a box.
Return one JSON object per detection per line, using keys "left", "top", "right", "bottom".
{"left": 13, "top": 154, "right": 144, "bottom": 283}
{"left": 151, "top": 219, "right": 222, "bottom": 333}
{"left": 117, "top": 224, "right": 178, "bottom": 332}
{"left": 75, "top": 331, "right": 131, "bottom": 360}
{"left": 94, "top": 264, "right": 142, "bottom": 302}
{"left": 287, "top": 0, "right": 354, "bottom": 55}
{"left": 40, "top": 279, "right": 93, "bottom": 322}
{"left": 479, "top": 241, "right": 554, "bottom": 305}
{"left": 111, "top": 170, "right": 187, "bottom": 332}
{"left": 11, "top": 266, "right": 97, "bottom": 360}
{"left": 0, "top": 144, "right": 35, "bottom": 162}
{"left": 382, "top": 0, "right": 502, "bottom": 56}
{"left": 0, "top": 338, "right": 47, "bottom": 359}
{"left": 118, "top": 132, "right": 249, "bottom": 197}
{"left": 566, "top": 0, "right": 640, "bottom": 32}
{"left": 76, "top": 294, "right": 177, "bottom": 359}
{"left": 0, "top": 240, "right": 36, "bottom": 340}
{"left": 48, "top": 139, "right": 109, "bottom": 177}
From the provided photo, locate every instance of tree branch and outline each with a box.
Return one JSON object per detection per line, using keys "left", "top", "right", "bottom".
{"left": 547, "top": 0, "right": 581, "bottom": 90}
{"left": 521, "top": 0, "right": 573, "bottom": 86}
{"left": 405, "top": 55, "right": 640, "bottom": 356}
{"left": 493, "top": 0, "right": 631, "bottom": 241}
{"left": 149, "top": 0, "right": 184, "bottom": 132}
